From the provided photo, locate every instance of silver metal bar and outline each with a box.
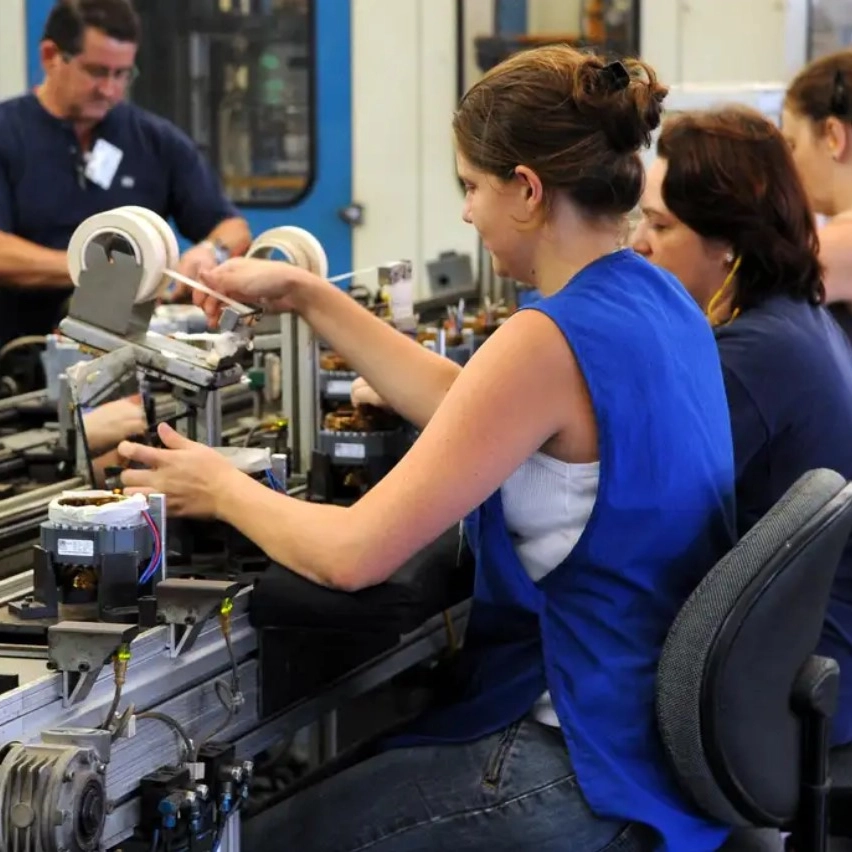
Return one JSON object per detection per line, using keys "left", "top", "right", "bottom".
{"left": 0, "top": 570, "right": 34, "bottom": 605}
{"left": 279, "top": 315, "right": 297, "bottom": 469}
{"left": 221, "top": 806, "right": 242, "bottom": 852}
{"left": 297, "top": 318, "right": 317, "bottom": 476}
{"left": 202, "top": 388, "right": 224, "bottom": 446}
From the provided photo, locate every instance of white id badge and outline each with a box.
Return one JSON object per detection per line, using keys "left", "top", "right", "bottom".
{"left": 84, "top": 138, "right": 124, "bottom": 190}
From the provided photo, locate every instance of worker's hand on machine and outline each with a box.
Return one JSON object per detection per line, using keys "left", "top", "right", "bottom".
{"left": 196, "top": 258, "right": 321, "bottom": 324}
{"left": 163, "top": 242, "right": 221, "bottom": 302}
{"left": 118, "top": 423, "right": 237, "bottom": 517}
{"left": 350, "top": 376, "right": 392, "bottom": 410}
{"left": 82, "top": 397, "right": 148, "bottom": 456}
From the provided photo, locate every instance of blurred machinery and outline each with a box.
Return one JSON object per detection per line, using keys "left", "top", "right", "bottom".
{"left": 133, "top": 0, "right": 312, "bottom": 208}
{"left": 477, "top": 0, "right": 640, "bottom": 73}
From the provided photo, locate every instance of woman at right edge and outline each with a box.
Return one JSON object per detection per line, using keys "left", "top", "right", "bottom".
{"left": 783, "top": 49, "right": 852, "bottom": 338}
{"left": 191, "top": 46, "right": 737, "bottom": 851}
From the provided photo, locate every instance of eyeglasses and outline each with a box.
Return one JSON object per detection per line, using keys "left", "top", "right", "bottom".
{"left": 830, "top": 69, "right": 849, "bottom": 118}
{"left": 62, "top": 52, "right": 139, "bottom": 85}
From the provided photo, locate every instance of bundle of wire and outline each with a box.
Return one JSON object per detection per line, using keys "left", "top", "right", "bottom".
{"left": 139, "top": 508, "right": 162, "bottom": 585}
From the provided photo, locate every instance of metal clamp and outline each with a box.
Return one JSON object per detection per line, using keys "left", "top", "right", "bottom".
{"left": 47, "top": 622, "right": 139, "bottom": 706}
{"left": 155, "top": 579, "right": 241, "bottom": 658}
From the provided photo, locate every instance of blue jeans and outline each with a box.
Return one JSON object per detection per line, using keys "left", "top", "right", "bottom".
{"left": 241, "top": 717, "right": 657, "bottom": 852}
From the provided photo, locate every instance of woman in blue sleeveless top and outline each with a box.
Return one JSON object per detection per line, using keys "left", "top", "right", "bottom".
{"left": 121, "top": 47, "right": 737, "bottom": 851}
{"left": 633, "top": 106, "right": 852, "bottom": 748}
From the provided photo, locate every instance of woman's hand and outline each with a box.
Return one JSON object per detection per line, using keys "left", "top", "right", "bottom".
{"left": 350, "top": 376, "right": 392, "bottom": 410}
{"left": 118, "top": 423, "right": 238, "bottom": 518}
{"left": 82, "top": 397, "right": 147, "bottom": 456}
{"left": 196, "top": 258, "right": 325, "bottom": 325}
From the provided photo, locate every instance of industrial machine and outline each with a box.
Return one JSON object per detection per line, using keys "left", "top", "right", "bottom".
{"left": 0, "top": 207, "right": 471, "bottom": 852}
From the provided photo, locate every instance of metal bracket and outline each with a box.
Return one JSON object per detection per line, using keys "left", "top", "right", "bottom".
{"left": 65, "top": 345, "right": 138, "bottom": 409}
{"left": 41, "top": 727, "right": 113, "bottom": 766}
{"left": 155, "top": 579, "right": 241, "bottom": 658}
{"left": 47, "top": 622, "right": 139, "bottom": 707}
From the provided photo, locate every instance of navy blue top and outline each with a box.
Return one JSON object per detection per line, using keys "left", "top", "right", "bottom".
{"left": 391, "top": 251, "right": 737, "bottom": 851}
{"left": 717, "top": 296, "right": 852, "bottom": 745}
{"left": 0, "top": 93, "right": 239, "bottom": 345}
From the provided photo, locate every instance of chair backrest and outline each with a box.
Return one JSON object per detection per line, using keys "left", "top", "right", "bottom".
{"left": 657, "top": 469, "right": 852, "bottom": 828}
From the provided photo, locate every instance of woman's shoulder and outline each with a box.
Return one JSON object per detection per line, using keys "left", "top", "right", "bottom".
{"left": 717, "top": 297, "right": 849, "bottom": 385}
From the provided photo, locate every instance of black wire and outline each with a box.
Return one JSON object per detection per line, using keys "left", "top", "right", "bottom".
{"left": 198, "top": 630, "right": 242, "bottom": 750}
{"left": 100, "top": 682, "right": 122, "bottom": 733}
{"left": 75, "top": 405, "right": 98, "bottom": 487}
{"left": 136, "top": 711, "right": 194, "bottom": 762}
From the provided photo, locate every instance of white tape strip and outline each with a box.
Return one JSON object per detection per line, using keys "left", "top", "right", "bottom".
{"left": 163, "top": 268, "right": 256, "bottom": 316}
{"left": 328, "top": 266, "right": 379, "bottom": 283}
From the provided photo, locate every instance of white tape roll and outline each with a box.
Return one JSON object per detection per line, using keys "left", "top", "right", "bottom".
{"left": 67, "top": 208, "right": 171, "bottom": 303}
{"left": 247, "top": 226, "right": 329, "bottom": 278}
{"left": 117, "top": 206, "right": 180, "bottom": 272}
{"left": 48, "top": 490, "right": 149, "bottom": 528}
{"left": 214, "top": 446, "right": 272, "bottom": 474}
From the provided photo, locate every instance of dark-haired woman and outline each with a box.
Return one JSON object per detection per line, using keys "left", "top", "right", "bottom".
{"left": 783, "top": 50, "right": 852, "bottom": 339}
{"left": 633, "top": 105, "right": 852, "bottom": 747}
{"left": 119, "top": 46, "right": 736, "bottom": 851}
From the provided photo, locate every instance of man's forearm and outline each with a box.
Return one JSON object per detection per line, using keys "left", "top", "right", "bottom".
{"left": 205, "top": 217, "right": 252, "bottom": 256}
{"left": 0, "top": 232, "right": 71, "bottom": 287}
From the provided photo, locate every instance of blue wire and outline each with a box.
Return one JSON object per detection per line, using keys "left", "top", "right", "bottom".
{"left": 264, "top": 470, "right": 285, "bottom": 492}
{"left": 139, "top": 553, "right": 162, "bottom": 586}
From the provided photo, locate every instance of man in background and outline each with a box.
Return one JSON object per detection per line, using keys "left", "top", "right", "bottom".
{"left": 0, "top": 0, "right": 251, "bottom": 347}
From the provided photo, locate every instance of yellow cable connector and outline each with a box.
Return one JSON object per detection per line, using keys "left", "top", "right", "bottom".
{"left": 219, "top": 598, "right": 234, "bottom": 638}
{"left": 113, "top": 643, "right": 131, "bottom": 688}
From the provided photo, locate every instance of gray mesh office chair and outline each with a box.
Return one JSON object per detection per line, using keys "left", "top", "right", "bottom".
{"left": 657, "top": 469, "right": 852, "bottom": 852}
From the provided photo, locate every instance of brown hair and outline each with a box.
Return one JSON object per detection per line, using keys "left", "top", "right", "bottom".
{"left": 452, "top": 45, "right": 668, "bottom": 218}
{"left": 786, "top": 49, "right": 852, "bottom": 126}
{"left": 657, "top": 107, "right": 824, "bottom": 312}
{"left": 43, "top": 0, "right": 140, "bottom": 54}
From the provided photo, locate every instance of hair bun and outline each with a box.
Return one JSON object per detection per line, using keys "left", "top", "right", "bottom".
{"left": 575, "top": 57, "right": 668, "bottom": 154}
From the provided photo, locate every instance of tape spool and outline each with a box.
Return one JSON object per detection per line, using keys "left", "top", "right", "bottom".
{"left": 67, "top": 207, "right": 172, "bottom": 303}
{"left": 214, "top": 446, "right": 272, "bottom": 474}
{"left": 117, "top": 206, "right": 180, "bottom": 272}
{"left": 247, "top": 226, "right": 329, "bottom": 278}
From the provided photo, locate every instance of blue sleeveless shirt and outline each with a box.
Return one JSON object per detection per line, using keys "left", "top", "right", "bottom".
{"left": 392, "top": 251, "right": 737, "bottom": 851}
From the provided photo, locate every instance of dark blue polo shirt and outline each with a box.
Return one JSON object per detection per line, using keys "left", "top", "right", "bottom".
{"left": 717, "top": 295, "right": 852, "bottom": 745}
{"left": 0, "top": 93, "right": 239, "bottom": 345}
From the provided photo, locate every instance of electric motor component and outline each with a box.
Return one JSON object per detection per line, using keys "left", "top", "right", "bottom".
{"left": 322, "top": 406, "right": 398, "bottom": 433}
{"left": 0, "top": 741, "right": 107, "bottom": 852}
{"left": 8, "top": 491, "right": 161, "bottom": 623}
{"left": 319, "top": 351, "right": 349, "bottom": 372}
